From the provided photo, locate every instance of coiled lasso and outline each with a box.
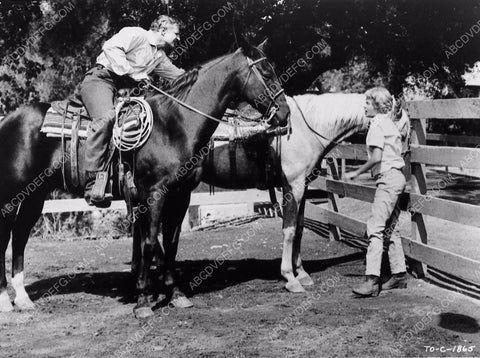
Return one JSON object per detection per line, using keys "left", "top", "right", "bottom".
{"left": 112, "top": 97, "right": 153, "bottom": 151}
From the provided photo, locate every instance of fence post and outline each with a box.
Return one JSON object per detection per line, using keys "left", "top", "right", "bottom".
{"left": 326, "top": 157, "right": 342, "bottom": 242}
{"left": 340, "top": 158, "right": 346, "bottom": 178}
{"left": 409, "top": 117, "right": 428, "bottom": 278}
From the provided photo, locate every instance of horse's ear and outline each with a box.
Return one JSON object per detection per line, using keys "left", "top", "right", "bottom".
{"left": 233, "top": 12, "right": 256, "bottom": 57}
{"left": 238, "top": 33, "right": 256, "bottom": 57}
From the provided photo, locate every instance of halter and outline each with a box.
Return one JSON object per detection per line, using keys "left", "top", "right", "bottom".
{"left": 144, "top": 54, "right": 285, "bottom": 126}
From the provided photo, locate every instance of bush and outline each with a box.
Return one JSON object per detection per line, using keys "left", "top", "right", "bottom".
{"left": 31, "top": 209, "right": 130, "bottom": 241}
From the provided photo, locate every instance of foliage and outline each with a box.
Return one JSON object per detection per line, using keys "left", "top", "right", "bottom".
{"left": 1, "top": 0, "right": 480, "bottom": 133}
{"left": 31, "top": 210, "right": 129, "bottom": 241}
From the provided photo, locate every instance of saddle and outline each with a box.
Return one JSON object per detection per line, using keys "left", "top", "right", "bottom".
{"left": 41, "top": 90, "right": 150, "bottom": 209}
{"left": 208, "top": 110, "right": 286, "bottom": 194}
{"left": 41, "top": 89, "right": 135, "bottom": 138}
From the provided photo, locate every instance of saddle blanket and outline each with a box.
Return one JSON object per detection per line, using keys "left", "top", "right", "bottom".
{"left": 41, "top": 101, "right": 141, "bottom": 139}
{"left": 41, "top": 103, "right": 268, "bottom": 140}
{"left": 212, "top": 108, "right": 268, "bottom": 141}
{"left": 41, "top": 104, "right": 90, "bottom": 138}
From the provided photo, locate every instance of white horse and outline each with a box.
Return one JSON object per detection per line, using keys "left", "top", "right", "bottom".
{"left": 203, "top": 92, "right": 372, "bottom": 292}
{"left": 273, "top": 93, "right": 372, "bottom": 291}
{"left": 161, "top": 91, "right": 409, "bottom": 296}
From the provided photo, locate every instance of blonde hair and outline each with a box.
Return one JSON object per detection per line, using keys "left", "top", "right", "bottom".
{"left": 364, "top": 87, "right": 393, "bottom": 114}
{"left": 365, "top": 87, "right": 411, "bottom": 153}
{"left": 150, "top": 15, "right": 181, "bottom": 32}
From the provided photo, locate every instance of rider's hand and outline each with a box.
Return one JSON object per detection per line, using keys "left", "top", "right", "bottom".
{"left": 138, "top": 77, "right": 152, "bottom": 90}
{"left": 343, "top": 171, "right": 358, "bottom": 181}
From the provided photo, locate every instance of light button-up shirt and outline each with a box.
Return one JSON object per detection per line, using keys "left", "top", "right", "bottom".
{"left": 96, "top": 27, "right": 184, "bottom": 81}
{"left": 366, "top": 113, "right": 405, "bottom": 177}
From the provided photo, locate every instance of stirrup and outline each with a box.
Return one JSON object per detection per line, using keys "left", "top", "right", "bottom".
{"left": 88, "top": 172, "right": 112, "bottom": 208}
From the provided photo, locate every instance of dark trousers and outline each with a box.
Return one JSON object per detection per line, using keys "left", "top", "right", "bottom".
{"left": 79, "top": 66, "right": 135, "bottom": 172}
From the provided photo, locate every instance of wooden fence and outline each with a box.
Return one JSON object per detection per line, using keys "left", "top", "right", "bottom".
{"left": 304, "top": 97, "right": 480, "bottom": 297}
{"left": 41, "top": 190, "right": 279, "bottom": 231}
{"left": 42, "top": 190, "right": 273, "bottom": 214}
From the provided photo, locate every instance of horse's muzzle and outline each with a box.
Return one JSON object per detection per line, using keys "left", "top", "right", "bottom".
{"left": 270, "top": 105, "right": 290, "bottom": 129}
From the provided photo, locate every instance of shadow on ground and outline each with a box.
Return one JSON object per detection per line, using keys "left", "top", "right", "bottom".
{"left": 25, "top": 252, "right": 363, "bottom": 304}
{"left": 439, "top": 312, "right": 480, "bottom": 334}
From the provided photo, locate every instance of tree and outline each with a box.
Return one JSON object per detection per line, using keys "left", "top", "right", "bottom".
{"left": 1, "top": 0, "right": 480, "bottom": 124}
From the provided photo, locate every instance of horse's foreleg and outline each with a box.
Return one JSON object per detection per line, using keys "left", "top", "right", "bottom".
{"left": 162, "top": 191, "right": 192, "bottom": 308}
{"left": 0, "top": 215, "right": 14, "bottom": 312}
{"left": 292, "top": 193, "right": 314, "bottom": 286}
{"left": 11, "top": 190, "right": 48, "bottom": 310}
{"left": 280, "top": 179, "right": 305, "bottom": 293}
{"left": 134, "top": 191, "right": 165, "bottom": 319}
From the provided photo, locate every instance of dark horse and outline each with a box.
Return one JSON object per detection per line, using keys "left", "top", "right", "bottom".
{"left": 0, "top": 40, "right": 290, "bottom": 318}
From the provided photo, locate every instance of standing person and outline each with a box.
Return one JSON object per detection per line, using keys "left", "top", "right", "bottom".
{"left": 343, "top": 87, "right": 408, "bottom": 297}
{"left": 80, "top": 15, "right": 185, "bottom": 207}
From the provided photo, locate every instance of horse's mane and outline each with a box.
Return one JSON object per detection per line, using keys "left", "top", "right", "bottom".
{"left": 146, "top": 53, "right": 232, "bottom": 110}
{"left": 288, "top": 93, "right": 369, "bottom": 141}
{"left": 157, "top": 67, "right": 200, "bottom": 99}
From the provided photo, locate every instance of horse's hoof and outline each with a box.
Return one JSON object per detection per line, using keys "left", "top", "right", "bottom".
{"left": 297, "top": 274, "right": 314, "bottom": 286}
{"left": 14, "top": 297, "right": 35, "bottom": 311}
{"left": 134, "top": 306, "right": 154, "bottom": 319}
{"left": 0, "top": 295, "right": 14, "bottom": 312}
{"left": 285, "top": 280, "right": 306, "bottom": 293}
{"left": 171, "top": 296, "right": 194, "bottom": 308}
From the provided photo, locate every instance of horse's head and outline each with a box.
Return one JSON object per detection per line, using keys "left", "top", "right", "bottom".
{"left": 233, "top": 37, "right": 290, "bottom": 128}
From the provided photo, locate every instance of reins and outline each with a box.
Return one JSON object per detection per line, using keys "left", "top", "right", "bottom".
{"left": 144, "top": 55, "right": 283, "bottom": 126}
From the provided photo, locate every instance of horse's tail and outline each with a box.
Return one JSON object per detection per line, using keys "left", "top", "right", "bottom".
{"left": 0, "top": 102, "right": 55, "bottom": 207}
{"left": 393, "top": 107, "right": 411, "bottom": 157}
{"left": 392, "top": 97, "right": 403, "bottom": 121}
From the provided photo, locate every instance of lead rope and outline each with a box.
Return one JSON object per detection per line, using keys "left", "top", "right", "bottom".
{"left": 291, "top": 96, "right": 338, "bottom": 146}
{"left": 268, "top": 97, "right": 333, "bottom": 219}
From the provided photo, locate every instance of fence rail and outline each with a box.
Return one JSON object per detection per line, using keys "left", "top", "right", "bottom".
{"left": 42, "top": 189, "right": 275, "bottom": 214}
{"left": 406, "top": 98, "right": 480, "bottom": 119}
{"left": 305, "top": 97, "right": 480, "bottom": 296}
{"left": 427, "top": 133, "right": 480, "bottom": 145}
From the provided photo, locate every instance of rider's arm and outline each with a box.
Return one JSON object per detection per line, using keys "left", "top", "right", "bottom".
{"left": 102, "top": 27, "right": 142, "bottom": 76}
{"left": 152, "top": 52, "right": 185, "bottom": 81}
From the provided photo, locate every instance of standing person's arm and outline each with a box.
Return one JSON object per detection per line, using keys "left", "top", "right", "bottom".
{"left": 344, "top": 147, "right": 383, "bottom": 180}
{"left": 102, "top": 28, "right": 143, "bottom": 76}
{"left": 343, "top": 122, "right": 384, "bottom": 181}
{"left": 153, "top": 52, "right": 185, "bottom": 81}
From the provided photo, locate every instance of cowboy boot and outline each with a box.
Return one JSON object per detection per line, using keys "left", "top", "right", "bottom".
{"left": 84, "top": 171, "right": 96, "bottom": 203}
{"left": 382, "top": 272, "right": 407, "bottom": 290}
{"left": 352, "top": 275, "right": 380, "bottom": 297}
{"left": 84, "top": 171, "right": 112, "bottom": 208}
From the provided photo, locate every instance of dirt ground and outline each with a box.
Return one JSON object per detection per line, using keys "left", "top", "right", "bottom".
{"left": 1, "top": 218, "right": 479, "bottom": 358}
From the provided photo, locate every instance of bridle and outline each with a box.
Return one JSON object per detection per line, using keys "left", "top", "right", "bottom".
{"left": 242, "top": 56, "right": 285, "bottom": 125}
{"left": 144, "top": 54, "right": 286, "bottom": 126}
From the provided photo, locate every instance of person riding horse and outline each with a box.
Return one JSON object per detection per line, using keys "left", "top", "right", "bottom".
{"left": 80, "top": 15, "right": 185, "bottom": 207}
